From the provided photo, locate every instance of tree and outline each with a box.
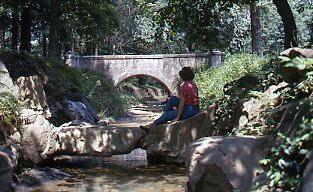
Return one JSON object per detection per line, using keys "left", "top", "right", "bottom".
{"left": 61, "top": 0, "right": 119, "bottom": 55}
{"left": 250, "top": 1, "right": 263, "bottom": 56}
{"left": 151, "top": 0, "right": 300, "bottom": 52}
{"left": 48, "top": 0, "right": 61, "bottom": 58}
{"left": 273, "top": 0, "right": 298, "bottom": 49}
{"left": 11, "top": 2, "right": 19, "bottom": 51}
{"left": 0, "top": 15, "right": 6, "bottom": 50}
{"left": 20, "top": 5, "right": 32, "bottom": 52}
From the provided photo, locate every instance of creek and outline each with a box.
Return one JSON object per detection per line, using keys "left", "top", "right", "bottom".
{"left": 20, "top": 102, "right": 187, "bottom": 192}
{"left": 30, "top": 149, "right": 186, "bottom": 192}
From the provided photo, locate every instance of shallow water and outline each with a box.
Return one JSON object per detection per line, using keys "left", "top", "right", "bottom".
{"left": 30, "top": 149, "right": 187, "bottom": 192}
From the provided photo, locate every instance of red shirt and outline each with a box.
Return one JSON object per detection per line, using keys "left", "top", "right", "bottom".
{"left": 179, "top": 81, "right": 200, "bottom": 105}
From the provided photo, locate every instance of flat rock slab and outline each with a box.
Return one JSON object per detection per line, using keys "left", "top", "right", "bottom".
{"left": 55, "top": 126, "right": 146, "bottom": 157}
{"left": 21, "top": 109, "right": 147, "bottom": 165}
{"left": 140, "top": 110, "right": 215, "bottom": 164}
{"left": 186, "top": 136, "right": 273, "bottom": 192}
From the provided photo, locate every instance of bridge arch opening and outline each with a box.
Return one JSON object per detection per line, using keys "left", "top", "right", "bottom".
{"left": 117, "top": 74, "right": 171, "bottom": 100}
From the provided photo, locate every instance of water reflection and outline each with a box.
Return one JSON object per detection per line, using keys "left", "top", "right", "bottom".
{"left": 31, "top": 149, "right": 186, "bottom": 192}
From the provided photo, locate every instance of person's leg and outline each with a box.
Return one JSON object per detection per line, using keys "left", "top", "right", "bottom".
{"left": 153, "top": 109, "right": 178, "bottom": 125}
{"left": 163, "top": 96, "right": 180, "bottom": 112}
{"left": 181, "top": 106, "right": 201, "bottom": 120}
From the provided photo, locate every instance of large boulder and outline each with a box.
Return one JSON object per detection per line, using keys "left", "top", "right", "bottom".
{"left": 20, "top": 109, "right": 58, "bottom": 164}
{"left": 140, "top": 109, "right": 215, "bottom": 164}
{"left": 65, "top": 99, "right": 99, "bottom": 124}
{"left": 186, "top": 136, "right": 273, "bottom": 192}
{"left": 15, "top": 76, "right": 48, "bottom": 111}
{"left": 235, "top": 82, "right": 287, "bottom": 133}
{"left": 20, "top": 108, "right": 146, "bottom": 164}
{"left": 280, "top": 47, "right": 313, "bottom": 58}
{"left": 55, "top": 126, "right": 146, "bottom": 157}
{"left": 272, "top": 98, "right": 313, "bottom": 134}
{"left": 0, "top": 60, "right": 19, "bottom": 96}
{"left": 0, "top": 146, "right": 18, "bottom": 192}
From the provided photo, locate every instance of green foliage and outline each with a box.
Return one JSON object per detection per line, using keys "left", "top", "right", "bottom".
{"left": 279, "top": 56, "right": 313, "bottom": 84}
{"left": 77, "top": 69, "right": 128, "bottom": 117}
{"left": 261, "top": 114, "right": 313, "bottom": 191}
{"left": 296, "top": 75, "right": 313, "bottom": 96}
{"left": 44, "top": 61, "right": 128, "bottom": 117}
{"left": 280, "top": 56, "right": 313, "bottom": 72}
{"left": 195, "top": 53, "right": 270, "bottom": 108}
{"left": 149, "top": 0, "right": 312, "bottom": 53}
{"left": 274, "top": 56, "right": 313, "bottom": 107}
{"left": 0, "top": 92, "right": 23, "bottom": 128}
{"left": 61, "top": 0, "right": 119, "bottom": 55}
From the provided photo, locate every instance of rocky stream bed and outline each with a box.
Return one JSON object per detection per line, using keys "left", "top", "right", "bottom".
{"left": 14, "top": 104, "right": 187, "bottom": 192}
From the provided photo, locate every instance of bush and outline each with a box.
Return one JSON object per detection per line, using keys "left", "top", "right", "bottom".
{"left": 259, "top": 114, "right": 313, "bottom": 191}
{"left": 195, "top": 53, "right": 270, "bottom": 108}
{"left": 195, "top": 54, "right": 281, "bottom": 136}
{"left": 44, "top": 60, "right": 128, "bottom": 117}
{"left": 0, "top": 92, "right": 23, "bottom": 134}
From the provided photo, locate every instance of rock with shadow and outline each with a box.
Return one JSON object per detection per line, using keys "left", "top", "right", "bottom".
{"left": 303, "top": 153, "right": 313, "bottom": 192}
{"left": 14, "top": 167, "right": 71, "bottom": 191}
{"left": 20, "top": 108, "right": 146, "bottom": 165}
{"left": 55, "top": 126, "right": 146, "bottom": 157}
{"left": 0, "top": 59, "right": 19, "bottom": 96}
{"left": 139, "top": 108, "right": 215, "bottom": 164}
{"left": 186, "top": 136, "right": 273, "bottom": 192}
{"left": 0, "top": 146, "right": 18, "bottom": 192}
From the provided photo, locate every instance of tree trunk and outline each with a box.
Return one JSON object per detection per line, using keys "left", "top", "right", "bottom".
{"left": 250, "top": 1, "right": 263, "bottom": 57}
{"left": 70, "top": 27, "right": 75, "bottom": 53}
{"left": 273, "top": 0, "right": 298, "bottom": 49}
{"left": 0, "top": 19, "right": 4, "bottom": 50}
{"left": 48, "top": 0, "right": 61, "bottom": 58}
{"left": 42, "top": 34, "right": 47, "bottom": 57}
{"left": 20, "top": 6, "right": 32, "bottom": 52}
{"left": 308, "top": 23, "right": 313, "bottom": 47}
{"left": 11, "top": 3, "right": 19, "bottom": 51}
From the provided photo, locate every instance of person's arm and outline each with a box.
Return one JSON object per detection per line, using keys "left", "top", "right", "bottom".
{"left": 174, "top": 95, "right": 185, "bottom": 121}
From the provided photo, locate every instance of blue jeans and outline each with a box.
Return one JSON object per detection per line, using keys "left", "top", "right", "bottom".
{"left": 154, "top": 96, "right": 201, "bottom": 125}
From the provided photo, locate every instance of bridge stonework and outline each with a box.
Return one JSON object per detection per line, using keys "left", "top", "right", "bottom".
{"left": 66, "top": 52, "right": 222, "bottom": 93}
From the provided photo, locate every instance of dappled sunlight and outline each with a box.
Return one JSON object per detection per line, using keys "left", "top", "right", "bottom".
{"left": 188, "top": 136, "right": 272, "bottom": 191}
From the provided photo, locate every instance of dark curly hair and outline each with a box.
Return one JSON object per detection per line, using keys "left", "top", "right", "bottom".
{"left": 179, "top": 67, "right": 195, "bottom": 81}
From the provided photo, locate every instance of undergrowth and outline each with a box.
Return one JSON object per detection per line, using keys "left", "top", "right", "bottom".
{"left": 253, "top": 56, "right": 313, "bottom": 191}
{"left": 0, "top": 92, "right": 23, "bottom": 144}
{"left": 44, "top": 60, "right": 129, "bottom": 118}
{"left": 0, "top": 92, "right": 23, "bottom": 127}
{"left": 257, "top": 112, "right": 313, "bottom": 191}
{"left": 195, "top": 53, "right": 271, "bottom": 109}
{"left": 0, "top": 51, "right": 130, "bottom": 119}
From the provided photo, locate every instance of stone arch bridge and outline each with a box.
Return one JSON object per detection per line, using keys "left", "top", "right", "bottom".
{"left": 66, "top": 52, "right": 222, "bottom": 93}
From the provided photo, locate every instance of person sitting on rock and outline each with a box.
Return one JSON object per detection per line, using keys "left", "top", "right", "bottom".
{"left": 140, "top": 67, "right": 201, "bottom": 130}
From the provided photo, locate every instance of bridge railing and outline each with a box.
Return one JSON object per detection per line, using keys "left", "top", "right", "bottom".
{"left": 65, "top": 52, "right": 223, "bottom": 68}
